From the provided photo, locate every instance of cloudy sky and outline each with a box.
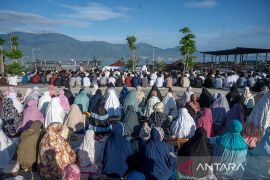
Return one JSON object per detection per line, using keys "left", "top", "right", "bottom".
{"left": 1, "top": 0, "right": 270, "bottom": 50}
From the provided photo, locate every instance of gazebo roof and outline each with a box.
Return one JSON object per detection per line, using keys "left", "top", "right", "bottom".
{"left": 201, "top": 47, "right": 270, "bottom": 55}
{"left": 110, "top": 60, "right": 125, "bottom": 67}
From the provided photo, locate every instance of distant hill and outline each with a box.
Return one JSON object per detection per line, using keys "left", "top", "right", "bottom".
{"left": 0, "top": 32, "right": 182, "bottom": 65}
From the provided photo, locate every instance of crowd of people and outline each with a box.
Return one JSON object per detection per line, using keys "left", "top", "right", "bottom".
{"left": 0, "top": 67, "right": 270, "bottom": 179}
{"left": 1, "top": 67, "right": 270, "bottom": 91}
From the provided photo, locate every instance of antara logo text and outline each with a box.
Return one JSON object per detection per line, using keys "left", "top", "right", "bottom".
{"left": 178, "top": 160, "right": 245, "bottom": 176}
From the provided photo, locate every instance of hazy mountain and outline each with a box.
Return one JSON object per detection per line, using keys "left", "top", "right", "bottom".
{"left": 0, "top": 32, "right": 182, "bottom": 65}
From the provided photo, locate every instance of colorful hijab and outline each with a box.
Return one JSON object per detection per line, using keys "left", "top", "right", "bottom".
{"left": 102, "top": 122, "right": 134, "bottom": 177}
{"left": 21, "top": 99, "right": 44, "bottom": 132}
{"left": 58, "top": 89, "right": 71, "bottom": 113}
{"left": 62, "top": 164, "right": 80, "bottom": 180}
{"left": 217, "top": 119, "right": 247, "bottom": 151}
{"left": 39, "top": 122, "right": 76, "bottom": 180}
{"left": 6, "top": 91, "right": 23, "bottom": 113}
{"left": 195, "top": 108, "right": 213, "bottom": 137}
{"left": 0, "top": 98, "right": 22, "bottom": 136}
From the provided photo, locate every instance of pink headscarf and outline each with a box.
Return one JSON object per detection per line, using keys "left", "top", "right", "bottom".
{"left": 195, "top": 108, "right": 213, "bottom": 137}
{"left": 48, "top": 85, "right": 56, "bottom": 96}
{"left": 59, "top": 89, "right": 71, "bottom": 112}
{"left": 62, "top": 164, "right": 80, "bottom": 180}
{"left": 21, "top": 99, "right": 44, "bottom": 132}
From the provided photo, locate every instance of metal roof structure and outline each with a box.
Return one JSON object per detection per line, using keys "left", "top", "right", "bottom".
{"left": 201, "top": 47, "right": 270, "bottom": 55}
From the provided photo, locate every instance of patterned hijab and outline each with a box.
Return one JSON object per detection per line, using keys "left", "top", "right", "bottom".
{"left": 39, "top": 122, "right": 76, "bottom": 180}
{"left": 0, "top": 98, "right": 22, "bottom": 136}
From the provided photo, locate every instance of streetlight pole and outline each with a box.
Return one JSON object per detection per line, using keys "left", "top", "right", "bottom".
{"left": 152, "top": 46, "right": 156, "bottom": 65}
{"left": 32, "top": 48, "right": 40, "bottom": 62}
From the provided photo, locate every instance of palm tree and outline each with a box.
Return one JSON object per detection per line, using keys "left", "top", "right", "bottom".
{"left": 126, "top": 36, "right": 137, "bottom": 71}
{"left": 10, "top": 35, "right": 19, "bottom": 50}
{"left": 0, "top": 37, "right": 5, "bottom": 73}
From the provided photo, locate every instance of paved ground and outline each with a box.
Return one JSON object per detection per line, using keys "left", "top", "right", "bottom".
{"left": 0, "top": 84, "right": 231, "bottom": 97}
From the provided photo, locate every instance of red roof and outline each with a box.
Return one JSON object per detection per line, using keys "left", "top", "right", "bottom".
{"left": 110, "top": 60, "right": 126, "bottom": 67}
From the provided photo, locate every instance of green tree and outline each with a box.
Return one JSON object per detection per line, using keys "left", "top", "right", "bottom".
{"left": 125, "top": 59, "right": 133, "bottom": 70}
{"left": 154, "top": 61, "right": 167, "bottom": 71}
{"left": 0, "top": 37, "right": 5, "bottom": 73}
{"left": 6, "top": 35, "right": 23, "bottom": 61}
{"left": 179, "top": 27, "right": 197, "bottom": 71}
{"left": 126, "top": 35, "right": 137, "bottom": 71}
{"left": 7, "top": 62, "right": 24, "bottom": 75}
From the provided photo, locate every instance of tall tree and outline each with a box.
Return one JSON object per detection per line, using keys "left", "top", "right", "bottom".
{"left": 6, "top": 35, "right": 23, "bottom": 61}
{"left": 0, "top": 37, "right": 5, "bottom": 73}
{"left": 126, "top": 35, "right": 137, "bottom": 71}
{"left": 179, "top": 27, "right": 197, "bottom": 71}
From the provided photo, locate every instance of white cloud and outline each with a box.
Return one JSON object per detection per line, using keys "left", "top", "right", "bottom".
{"left": 0, "top": 2, "right": 132, "bottom": 33}
{"left": 0, "top": 10, "right": 90, "bottom": 33}
{"left": 185, "top": 0, "right": 217, "bottom": 9}
{"left": 61, "top": 2, "right": 131, "bottom": 21}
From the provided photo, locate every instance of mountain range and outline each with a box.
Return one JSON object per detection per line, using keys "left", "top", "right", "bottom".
{"left": 0, "top": 32, "right": 182, "bottom": 65}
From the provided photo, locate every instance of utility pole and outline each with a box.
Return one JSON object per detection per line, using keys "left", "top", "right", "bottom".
{"left": 32, "top": 48, "right": 40, "bottom": 62}
{"left": 152, "top": 46, "right": 156, "bottom": 64}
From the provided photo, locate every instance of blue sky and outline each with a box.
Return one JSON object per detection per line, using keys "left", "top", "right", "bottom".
{"left": 0, "top": 0, "right": 270, "bottom": 50}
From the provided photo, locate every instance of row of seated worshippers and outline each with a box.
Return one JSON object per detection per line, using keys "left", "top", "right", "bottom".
{"left": 0, "top": 82, "right": 269, "bottom": 179}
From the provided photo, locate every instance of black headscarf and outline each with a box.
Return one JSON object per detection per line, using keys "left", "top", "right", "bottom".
{"left": 178, "top": 128, "right": 211, "bottom": 178}
{"left": 198, "top": 88, "right": 214, "bottom": 108}
{"left": 88, "top": 89, "right": 103, "bottom": 112}
{"left": 89, "top": 99, "right": 110, "bottom": 134}
{"left": 226, "top": 85, "right": 241, "bottom": 108}
{"left": 145, "top": 84, "right": 162, "bottom": 105}
{"left": 63, "top": 88, "right": 74, "bottom": 105}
